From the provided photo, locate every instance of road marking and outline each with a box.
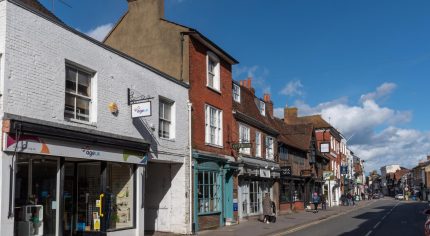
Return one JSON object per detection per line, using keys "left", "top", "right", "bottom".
{"left": 373, "top": 222, "right": 381, "bottom": 229}
{"left": 365, "top": 230, "right": 372, "bottom": 236}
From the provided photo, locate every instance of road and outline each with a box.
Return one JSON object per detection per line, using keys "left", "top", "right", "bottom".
{"left": 281, "top": 198, "right": 428, "bottom": 236}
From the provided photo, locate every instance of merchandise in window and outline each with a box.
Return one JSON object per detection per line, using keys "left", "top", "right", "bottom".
{"left": 65, "top": 65, "right": 93, "bottom": 122}
{"left": 198, "top": 171, "right": 220, "bottom": 213}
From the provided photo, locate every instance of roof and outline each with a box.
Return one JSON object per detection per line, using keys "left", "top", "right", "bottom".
{"left": 161, "top": 19, "right": 239, "bottom": 65}
{"left": 15, "top": 0, "right": 63, "bottom": 23}
{"left": 274, "top": 118, "right": 313, "bottom": 152}
{"left": 233, "top": 85, "right": 278, "bottom": 136}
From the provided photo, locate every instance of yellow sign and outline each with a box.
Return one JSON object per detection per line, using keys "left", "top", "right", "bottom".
{"left": 93, "top": 219, "right": 100, "bottom": 231}
{"left": 96, "top": 200, "right": 101, "bottom": 208}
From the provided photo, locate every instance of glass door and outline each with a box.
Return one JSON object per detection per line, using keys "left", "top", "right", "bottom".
{"left": 249, "top": 181, "right": 261, "bottom": 215}
{"left": 239, "top": 180, "right": 249, "bottom": 217}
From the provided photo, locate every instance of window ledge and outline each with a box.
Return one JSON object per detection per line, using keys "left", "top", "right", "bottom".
{"left": 159, "top": 137, "right": 176, "bottom": 142}
{"left": 205, "top": 143, "right": 223, "bottom": 149}
{"left": 65, "top": 118, "right": 97, "bottom": 127}
{"left": 207, "top": 86, "right": 222, "bottom": 94}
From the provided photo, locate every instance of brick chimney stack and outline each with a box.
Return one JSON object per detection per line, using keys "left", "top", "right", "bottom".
{"left": 239, "top": 77, "right": 255, "bottom": 94}
{"left": 284, "top": 107, "right": 298, "bottom": 124}
{"left": 263, "top": 93, "right": 273, "bottom": 117}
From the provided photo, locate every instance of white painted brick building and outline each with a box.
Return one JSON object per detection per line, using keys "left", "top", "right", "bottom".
{"left": 0, "top": 0, "right": 191, "bottom": 235}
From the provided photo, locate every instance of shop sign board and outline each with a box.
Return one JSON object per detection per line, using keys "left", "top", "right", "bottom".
{"left": 260, "top": 169, "right": 271, "bottom": 178}
{"left": 232, "top": 143, "right": 252, "bottom": 150}
{"left": 323, "top": 171, "right": 334, "bottom": 180}
{"left": 320, "top": 142, "right": 330, "bottom": 153}
{"left": 131, "top": 101, "right": 151, "bottom": 118}
{"left": 3, "top": 133, "right": 146, "bottom": 165}
{"left": 281, "top": 166, "right": 292, "bottom": 176}
{"left": 341, "top": 166, "right": 348, "bottom": 175}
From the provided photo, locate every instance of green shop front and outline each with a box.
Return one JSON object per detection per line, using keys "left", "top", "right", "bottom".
{"left": 192, "top": 151, "right": 236, "bottom": 232}
{"left": 3, "top": 118, "right": 148, "bottom": 236}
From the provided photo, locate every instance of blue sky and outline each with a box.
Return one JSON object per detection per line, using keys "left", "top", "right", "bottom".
{"left": 39, "top": 0, "right": 430, "bottom": 173}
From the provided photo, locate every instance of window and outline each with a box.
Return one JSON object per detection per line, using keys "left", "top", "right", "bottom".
{"left": 265, "top": 136, "right": 274, "bottom": 160}
{"left": 233, "top": 84, "right": 241, "bottom": 103}
{"left": 255, "top": 132, "right": 262, "bottom": 157}
{"left": 207, "top": 52, "right": 220, "bottom": 91}
{"left": 65, "top": 65, "right": 93, "bottom": 122}
{"left": 259, "top": 100, "right": 266, "bottom": 116}
{"left": 198, "top": 171, "right": 220, "bottom": 213}
{"left": 279, "top": 146, "right": 288, "bottom": 161}
{"left": 205, "top": 105, "right": 223, "bottom": 146}
{"left": 159, "top": 98, "right": 174, "bottom": 139}
{"left": 239, "top": 124, "right": 250, "bottom": 155}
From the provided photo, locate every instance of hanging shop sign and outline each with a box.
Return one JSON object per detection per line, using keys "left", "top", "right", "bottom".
{"left": 232, "top": 142, "right": 252, "bottom": 151}
{"left": 131, "top": 101, "right": 151, "bottom": 118}
{"left": 323, "top": 171, "right": 334, "bottom": 180}
{"left": 260, "top": 169, "right": 271, "bottom": 178}
{"left": 320, "top": 142, "right": 330, "bottom": 153}
{"left": 2, "top": 133, "right": 147, "bottom": 165}
{"left": 300, "top": 169, "right": 312, "bottom": 177}
{"left": 341, "top": 166, "right": 348, "bottom": 175}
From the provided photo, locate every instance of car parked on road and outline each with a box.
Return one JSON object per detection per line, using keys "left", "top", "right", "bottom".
{"left": 395, "top": 194, "right": 404, "bottom": 200}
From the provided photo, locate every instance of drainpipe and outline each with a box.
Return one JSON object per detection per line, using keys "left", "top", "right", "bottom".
{"left": 187, "top": 101, "right": 193, "bottom": 234}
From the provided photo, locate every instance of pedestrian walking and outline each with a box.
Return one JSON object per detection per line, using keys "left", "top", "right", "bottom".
{"left": 312, "top": 192, "right": 320, "bottom": 213}
{"left": 320, "top": 193, "right": 327, "bottom": 210}
{"left": 352, "top": 193, "right": 356, "bottom": 206}
{"left": 262, "top": 193, "right": 272, "bottom": 224}
{"left": 347, "top": 192, "right": 352, "bottom": 206}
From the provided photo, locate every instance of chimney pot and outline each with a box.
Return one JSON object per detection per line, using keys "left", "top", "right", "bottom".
{"left": 284, "top": 107, "right": 298, "bottom": 124}
{"left": 263, "top": 93, "right": 271, "bottom": 102}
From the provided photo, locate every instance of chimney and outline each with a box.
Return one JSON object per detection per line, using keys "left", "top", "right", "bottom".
{"left": 127, "top": 0, "right": 165, "bottom": 20}
{"left": 263, "top": 93, "right": 273, "bottom": 117}
{"left": 284, "top": 107, "right": 298, "bottom": 124}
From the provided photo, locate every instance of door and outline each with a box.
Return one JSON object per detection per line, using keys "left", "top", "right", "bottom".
{"left": 223, "top": 170, "right": 233, "bottom": 222}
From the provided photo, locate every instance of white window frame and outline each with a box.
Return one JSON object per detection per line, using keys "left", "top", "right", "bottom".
{"left": 159, "top": 97, "right": 175, "bottom": 139}
{"left": 265, "top": 136, "right": 274, "bottom": 160}
{"left": 255, "top": 131, "right": 262, "bottom": 158}
{"left": 206, "top": 51, "right": 220, "bottom": 92}
{"left": 239, "top": 124, "right": 251, "bottom": 155}
{"left": 205, "top": 105, "right": 223, "bottom": 147}
{"left": 64, "top": 63, "right": 95, "bottom": 124}
{"left": 259, "top": 100, "right": 266, "bottom": 116}
{"left": 233, "top": 84, "right": 241, "bottom": 103}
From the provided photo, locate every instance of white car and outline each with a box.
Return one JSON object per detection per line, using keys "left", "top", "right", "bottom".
{"left": 395, "top": 194, "right": 404, "bottom": 200}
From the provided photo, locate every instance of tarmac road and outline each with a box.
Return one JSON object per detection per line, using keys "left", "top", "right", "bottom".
{"left": 281, "top": 198, "right": 428, "bottom": 236}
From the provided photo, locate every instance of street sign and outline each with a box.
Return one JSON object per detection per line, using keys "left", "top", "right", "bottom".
{"left": 323, "top": 171, "right": 334, "bottom": 180}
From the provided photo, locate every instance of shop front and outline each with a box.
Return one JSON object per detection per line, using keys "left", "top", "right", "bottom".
{"left": 237, "top": 157, "right": 279, "bottom": 220}
{"left": 3, "top": 119, "right": 148, "bottom": 236}
{"left": 192, "top": 152, "right": 236, "bottom": 232}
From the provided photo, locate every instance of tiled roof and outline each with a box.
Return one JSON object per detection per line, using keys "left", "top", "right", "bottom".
{"left": 274, "top": 118, "right": 313, "bottom": 152}
{"left": 233, "top": 85, "right": 279, "bottom": 134}
{"left": 16, "top": 0, "right": 63, "bottom": 23}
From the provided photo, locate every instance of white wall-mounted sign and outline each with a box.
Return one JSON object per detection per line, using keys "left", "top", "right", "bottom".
{"left": 260, "top": 169, "right": 271, "bottom": 178}
{"left": 131, "top": 101, "right": 151, "bottom": 118}
{"left": 320, "top": 142, "right": 330, "bottom": 153}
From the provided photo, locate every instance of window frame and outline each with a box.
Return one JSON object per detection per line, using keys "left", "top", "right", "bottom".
{"left": 233, "top": 84, "right": 241, "bottom": 103}
{"left": 259, "top": 100, "right": 266, "bottom": 116}
{"left": 239, "top": 124, "right": 251, "bottom": 155}
{"left": 206, "top": 51, "right": 220, "bottom": 92}
{"left": 64, "top": 63, "right": 95, "bottom": 124}
{"left": 265, "top": 136, "right": 274, "bottom": 160}
{"left": 205, "top": 105, "right": 223, "bottom": 147}
{"left": 159, "top": 97, "right": 175, "bottom": 139}
{"left": 197, "top": 170, "right": 221, "bottom": 214}
{"left": 255, "top": 131, "right": 262, "bottom": 158}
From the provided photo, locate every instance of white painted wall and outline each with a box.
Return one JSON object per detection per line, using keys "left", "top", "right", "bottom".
{"left": 0, "top": 1, "right": 190, "bottom": 235}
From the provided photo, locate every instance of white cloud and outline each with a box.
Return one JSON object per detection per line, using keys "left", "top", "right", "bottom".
{"left": 85, "top": 23, "right": 114, "bottom": 41}
{"left": 234, "top": 65, "right": 271, "bottom": 94}
{"left": 280, "top": 80, "right": 304, "bottom": 97}
{"left": 360, "top": 82, "right": 397, "bottom": 102}
{"left": 274, "top": 82, "right": 420, "bottom": 173}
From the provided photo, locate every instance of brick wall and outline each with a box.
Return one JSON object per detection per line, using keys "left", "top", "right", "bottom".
{"left": 189, "top": 38, "right": 234, "bottom": 157}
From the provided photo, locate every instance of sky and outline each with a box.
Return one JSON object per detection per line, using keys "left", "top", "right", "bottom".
{"left": 39, "top": 0, "right": 430, "bottom": 174}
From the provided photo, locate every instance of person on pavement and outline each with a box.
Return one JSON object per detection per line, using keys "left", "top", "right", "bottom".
{"left": 320, "top": 193, "right": 327, "bottom": 210}
{"left": 312, "top": 192, "right": 320, "bottom": 213}
{"left": 263, "top": 193, "right": 272, "bottom": 224}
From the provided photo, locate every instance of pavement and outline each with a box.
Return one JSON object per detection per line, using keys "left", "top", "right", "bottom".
{"left": 197, "top": 199, "right": 377, "bottom": 236}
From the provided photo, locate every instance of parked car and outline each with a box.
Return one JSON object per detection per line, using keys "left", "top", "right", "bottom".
{"left": 395, "top": 194, "right": 404, "bottom": 200}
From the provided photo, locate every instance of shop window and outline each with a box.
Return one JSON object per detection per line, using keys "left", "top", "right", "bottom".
{"left": 280, "top": 180, "right": 292, "bottom": 203}
{"left": 249, "top": 181, "right": 261, "bottom": 214}
{"left": 159, "top": 97, "right": 175, "bottom": 139}
{"left": 107, "top": 163, "right": 134, "bottom": 230}
{"left": 65, "top": 64, "right": 94, "bottom": 122}
{"left": 198, "top": 171, "right": 220, "bottom": 213}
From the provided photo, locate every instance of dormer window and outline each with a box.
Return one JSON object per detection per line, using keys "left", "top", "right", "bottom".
{"left": 207, "top": 51, "right": 220, "bottom": 92}
{"left": 233, "top": 84, "right": 240, "bottom": 103}
{"left": 259, "top": 100, "right": 265, "bottom": 116}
